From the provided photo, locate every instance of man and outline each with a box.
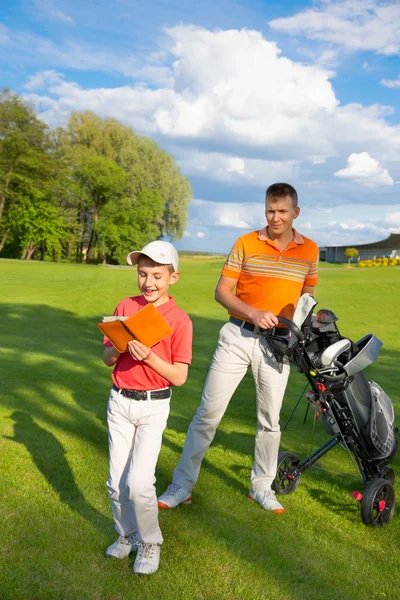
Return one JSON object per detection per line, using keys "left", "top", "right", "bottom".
{"left": 158, "top": 183, "right": 319, "bottom": 513}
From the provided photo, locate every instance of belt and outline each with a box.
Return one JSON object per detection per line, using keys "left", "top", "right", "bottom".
{"left": 229, "top": 317, "right": 289, "bottom": 336}
{"left": 112, "top": 384, "right": 171, "bottom": 401}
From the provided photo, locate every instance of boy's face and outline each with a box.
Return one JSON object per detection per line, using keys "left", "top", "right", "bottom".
{"left": 137, "top": 262, "right": 179, "bottom": 306}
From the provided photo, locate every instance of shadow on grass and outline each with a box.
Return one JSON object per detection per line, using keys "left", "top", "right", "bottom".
{"left": 1, "top": 301, "right": 398, "bottom": 500}
{"left": 1, "top": 301, "right": 399, "bottom": 597}
{"left": 5, "top": 411, "right": 112, "bottom": 532}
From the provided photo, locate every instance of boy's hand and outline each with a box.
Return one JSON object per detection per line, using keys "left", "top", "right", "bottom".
{"left": 127, "top": 340, "right": 152, "bottom": 361}
{"left": 103, "top": 345, "right": 121, "bottom": 367}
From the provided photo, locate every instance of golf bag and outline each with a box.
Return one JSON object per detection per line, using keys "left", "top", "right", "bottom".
{"left": 268, "top": 294, "right": 398, "bottom": 527}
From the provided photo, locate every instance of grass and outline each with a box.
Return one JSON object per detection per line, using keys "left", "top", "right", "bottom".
{"left": 0, "top": 257, "right": 399, "bottom": 600}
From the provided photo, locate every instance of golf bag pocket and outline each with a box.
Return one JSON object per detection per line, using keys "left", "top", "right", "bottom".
{"left": 345, "top": 334, "right": 382, "bottom": 376}
{"left": 260, "top": 334, "right": 289, "bottom": 373}
{"left": 369, "top": 381, "right": 396, "bottom": 459}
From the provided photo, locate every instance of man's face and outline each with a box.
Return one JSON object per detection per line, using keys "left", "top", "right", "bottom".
{"left": 265, "top": 195, "right": 300, "bottom": 238}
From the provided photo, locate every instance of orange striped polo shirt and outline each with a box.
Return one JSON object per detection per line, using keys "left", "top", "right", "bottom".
{"left": 222, "top": 227, "right": 319, "bottom": 321}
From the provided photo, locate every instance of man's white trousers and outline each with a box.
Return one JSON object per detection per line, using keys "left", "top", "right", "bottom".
{"left": 173, "top": 321, "right": 290, "bottom": 493}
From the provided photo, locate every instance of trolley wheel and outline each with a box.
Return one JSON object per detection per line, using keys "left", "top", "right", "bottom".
{"left": 272, "top": 451, "right": 301, "bottom": 495}
{"left": 360, "top": 478, "right": 396, "bottom": 527}
{"left": 381, "top": 467, "right": 395, "bottom": 485}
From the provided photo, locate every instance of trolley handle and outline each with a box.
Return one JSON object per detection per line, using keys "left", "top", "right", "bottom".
{"left": 277, "top": 316, "right": 305, "bottom": 342}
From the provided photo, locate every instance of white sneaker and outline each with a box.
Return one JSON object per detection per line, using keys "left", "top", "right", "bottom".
{"left": 133, "top": 543, "right": 160, "bottom": 575}
{"left": 248, "top": 490, "right": 284, "bottom": 513}
{"left": 105, "top": 533, "right": 138, "bottom": 559}
{"left": 157, "top": 482, "right": 192, "bottom": 509}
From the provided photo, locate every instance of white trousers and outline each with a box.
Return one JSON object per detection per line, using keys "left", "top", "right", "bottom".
{"left": 106, "top": 387, "right": 170, "bottom": 544}
{"left": 173, "top": 321, "right": 290, "bottom": 493}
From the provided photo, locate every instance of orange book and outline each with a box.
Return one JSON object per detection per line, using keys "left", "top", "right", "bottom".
{"left": 97, "top": 303, "right": 173, "bottom": 353}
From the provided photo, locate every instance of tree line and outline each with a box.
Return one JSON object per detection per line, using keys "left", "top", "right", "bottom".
{"left": 0, "top": 89, "right": 192, "bottom": 264}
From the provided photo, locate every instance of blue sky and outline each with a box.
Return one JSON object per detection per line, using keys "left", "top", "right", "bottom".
{"left": 1, "top": 0, "right": 400, "bottom": 253}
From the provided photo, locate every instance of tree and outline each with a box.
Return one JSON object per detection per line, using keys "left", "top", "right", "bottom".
{"left": 96, "top": 188, "right": 163, "bottom": 264}
{"left": 10, "top": 191, "right": 72, "bottom": 260}
{"left": 344, "top": 247, "right": 359, "bottom": 266}
{"left": 65, "top": 111, "right": 192, "bottom": 261}
{"left": 71, "top": 147, "right": 127, "bottom": 261}
{"left": 123, "top": 135, "right": 191, "bottom": 239}
{"left": 0, "top": 90, "right": 49, "bottom": 245}
{"left": 0, "top": 89, "right": 71, "bottom": 258}
{"left": 0, "top": 99, "right": 192, "bottom": 263}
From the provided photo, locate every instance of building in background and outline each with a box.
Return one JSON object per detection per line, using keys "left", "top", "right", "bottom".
{"left": 320, "top": 234, "right": 400, "bottom": 263}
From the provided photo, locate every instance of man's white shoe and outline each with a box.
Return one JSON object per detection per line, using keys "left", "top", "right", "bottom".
{"left": 248, "top": 490, "right": 285, "bottom": 513}
{"left": 105, "top": 533, "right": 138, "bottom": 559}
{"left": 158, "top": 482, "right": 192, "bottom": 509}
{"left": 133, "top": 543, "right": 160, "bottom": 575}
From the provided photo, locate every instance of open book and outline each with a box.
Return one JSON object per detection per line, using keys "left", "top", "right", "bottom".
{"left": 97, "top": 303, "right": 173, "bottom": 353}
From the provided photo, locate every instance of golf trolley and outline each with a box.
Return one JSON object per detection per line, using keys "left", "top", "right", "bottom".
{"left": 270, "top": 296, "right": 398, "bottom": 527}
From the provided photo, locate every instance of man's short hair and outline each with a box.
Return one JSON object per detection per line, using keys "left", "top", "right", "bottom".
{"left": 137, "top": 254, "right": 175, "bottom": 274}
{"left": 266, "top": 183, "right": 298, "bottom": 208}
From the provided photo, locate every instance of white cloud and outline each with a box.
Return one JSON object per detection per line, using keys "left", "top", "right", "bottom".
{"left": 182, "top": 230, "right": 206, "bottom": 239}
{"left": 4, "top": 30, "right": 139, "bottom": 77}
{"left": 269, "top": 1, "right": 400, "bottom": 56}
{"left": 25, "top": 70, "right": 61, "bottom": 90}
{"left": 34, "top": 0, "right": 75, "bottom": 25}
{"left": 49, "top": 10, "right": 75, "bottom": 25}
{"left": 24, "top": 71, "right": 176, "bottom": 132}
{"left": 23, "top": 27, "right": 342, "bottom": 159}
{"left": 296, "top": 45, "right": 340, "bottom": 68}
{"left": 152, "top": 26, "right": 338, "bottom": 151}
{"left": 18, "top": 25, "right": 400, "bottom": 229}
{"left": 23, "top": 26, "right": 400, "bottom": 178}
{"left": 134, "top": 65, "right": 174, "bottom": 87}
{"left": 181, "top": 196, "right": 400, "bottom": 251}
{"left": 362, "top": 61, "right": 378, "bottom": 72}
{"left": 301, "top": 222, "right": 312, "bottom": 230}
{"left": 183, "top": 200, "right": 400, "bottom": 251}
{"left": 190, "top": 198, "right": 265, "bottom": 229}
{"left": 226, "top": 157, "right": 246, "bottom": 175}
{"left": 0, "top": 24, "right": 9, "bottom": 44}
{"left": 381, "top": 76, "right": 400, "bottom": 88}
{"left": 383, "top": 211, "right": 400, "bottom": 227}
{"left": 328, "top": 221, "right": 369, "bottom": 231}
{"left": 334, "top": 152, "right": 394, "bottom": 186}
{"left": 303, "top": 202, "right": 400, "bottom": 247}
{"left": 176, "top": 149, "right": 300, "bottom": 186}
{"left": 312, "top": 219, "right": 395, "bottom": 247}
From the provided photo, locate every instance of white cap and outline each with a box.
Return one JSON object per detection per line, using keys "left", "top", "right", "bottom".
{"left": 126, "top": 240, "right": 179, "bottom": 272}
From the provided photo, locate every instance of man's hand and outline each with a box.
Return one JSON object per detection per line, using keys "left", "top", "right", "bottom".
{"left": 215, "top": 275, "right": 279, "bottom": 329}
{"left": 127, "top": 340, "right": 152, "bottom": 361}
{"left": 250, "top": 309, "right": 279, "bottom": 329}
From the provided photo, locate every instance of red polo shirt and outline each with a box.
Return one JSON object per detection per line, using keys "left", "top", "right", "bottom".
{"left": 103, "top": 296, "right": 192, "bottom": 391}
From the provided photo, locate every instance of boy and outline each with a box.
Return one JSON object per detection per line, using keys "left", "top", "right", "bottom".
{"left": 102, "top": 240, "right": 192, "bottom": 575}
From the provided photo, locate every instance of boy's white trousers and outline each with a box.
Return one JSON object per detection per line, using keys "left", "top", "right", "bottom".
{"left": 173, "top": 321, "right": 290, "bottom": 493}
{"left": 106, "top": 387, "right": 169, "bottom": 544}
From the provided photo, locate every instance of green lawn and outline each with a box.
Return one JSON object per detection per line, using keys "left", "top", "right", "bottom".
{"left": 1, "top": 258, "right": 399, "bottom": 600}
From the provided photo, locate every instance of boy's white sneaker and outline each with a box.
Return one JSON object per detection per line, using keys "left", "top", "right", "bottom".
{"left": 105, "top": 533, "right": 138, "bottom": 559}
{"left": 248, "top": 490, "right": 285, "bottom": 513}
{"left": 133, "top": 543, "right": 160, "bottom": 575}
{"left": 157, "top": 482, "right": 192, "bottom": 509}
